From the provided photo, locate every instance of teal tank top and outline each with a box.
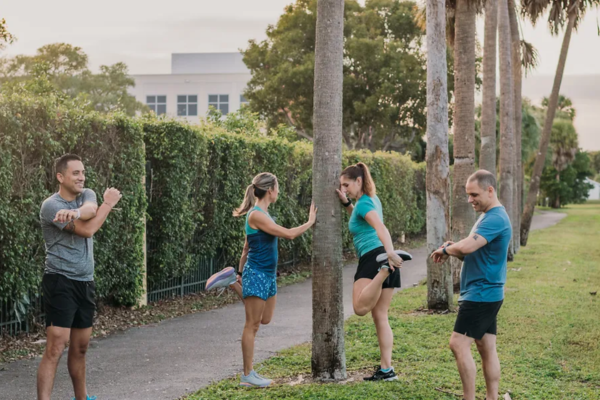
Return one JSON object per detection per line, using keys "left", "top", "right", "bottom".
{"left": 245, "top": 206, "right": 279, "bottom": 275}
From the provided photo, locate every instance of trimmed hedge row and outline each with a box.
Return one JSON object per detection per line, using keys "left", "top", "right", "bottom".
{"left": 0, "top": 92, "right": 146, "bottom": 306}
{"left": 0, "top": 99, "right": 425, "bottom": 308}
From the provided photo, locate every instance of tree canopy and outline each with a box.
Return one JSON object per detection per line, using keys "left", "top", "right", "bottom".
{"left": 242, "top": 0, "right": 451, "bottom": 155}
{"left": 1, "top": 43, "right": 145, "bottom": 116}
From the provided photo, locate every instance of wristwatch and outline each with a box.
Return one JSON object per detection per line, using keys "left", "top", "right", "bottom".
{"left": 342, "top": 199, "right": 352, "bottom": 207}
{"left": 442, "top": 244, "right": 451, "bottom": 255}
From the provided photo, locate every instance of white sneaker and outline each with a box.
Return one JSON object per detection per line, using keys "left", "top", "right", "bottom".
{"left": 240, "top": 370, "right": 272, "bottom": 388}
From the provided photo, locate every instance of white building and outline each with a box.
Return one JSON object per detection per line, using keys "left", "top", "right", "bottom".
{"left": 586, "top": 178, "right": 600, "bottom": 200}
{"left": 129, "top": 53, "right": 251, "bottom": 123}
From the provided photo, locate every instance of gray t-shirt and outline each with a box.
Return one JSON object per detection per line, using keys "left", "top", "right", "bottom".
{"left": 40, "top": 189, "right": 97, "bottom": 281}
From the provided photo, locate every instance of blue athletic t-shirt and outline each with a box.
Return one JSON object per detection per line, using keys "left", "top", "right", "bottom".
{"left": 245, "top": 206, "right": 278, "bottom": 276}
{"left": 460, "top": 206, "right": 512, "bottom": 302}
{"left": 349, "top": 195, "right": 384, "bottom": 258}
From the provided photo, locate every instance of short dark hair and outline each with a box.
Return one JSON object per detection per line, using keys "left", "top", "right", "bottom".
{"left": 468, "top": 169, "right": 497, "bottom": 191}
{"left": 55, "top": 154, "right": 82, "bottom": 176}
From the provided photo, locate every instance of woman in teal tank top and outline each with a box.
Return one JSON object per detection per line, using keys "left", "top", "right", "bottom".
{"left": 210, "top": 172, "right": 317, "bottom": 388}
{"left": 337, "top": 162, "right": 404, "bottom": 382}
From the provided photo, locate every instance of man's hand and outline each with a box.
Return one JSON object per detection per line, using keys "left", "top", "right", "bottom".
{"left": 103, "top": 188, "right": 122, "bottom": 208}
{"left": 431, "top": 247, "right": 449, "bottom": 264}
{"left": 439, "top": 241, "right": 455, "bottom": 249}
{"left": 53, "top": 209, "right": 79, "bottom": 223}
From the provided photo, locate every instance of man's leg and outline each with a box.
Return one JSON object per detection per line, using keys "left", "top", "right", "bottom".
{"left": 449, "top": 332, "right": 477, "bottom": 400}
{"left": 476, "top": 333, "right": 500, "bottom": 400}
{"left": 68, "top": 327, "right": 93, "bottom": 400}
{"left": 37, "top": 326, "right": 70, "bottom": 400}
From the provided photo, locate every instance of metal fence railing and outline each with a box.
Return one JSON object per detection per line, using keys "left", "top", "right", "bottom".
{"left": 0, "top": 293, "right": 45, "bottom": 336}
{"left": 147, "top": 256, "right": 220, "bottom": 303}
{"left": 146, "top": 249, "right": 301, "bottom": 303}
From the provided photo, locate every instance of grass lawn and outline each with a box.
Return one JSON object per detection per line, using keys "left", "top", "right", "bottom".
{"left": 186, "top": 204, "right": 600, "bottom": 400}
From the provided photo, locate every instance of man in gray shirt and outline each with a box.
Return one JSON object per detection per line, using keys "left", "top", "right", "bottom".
{"left": 38, "top": 154, "right": 122, "bottom": 400}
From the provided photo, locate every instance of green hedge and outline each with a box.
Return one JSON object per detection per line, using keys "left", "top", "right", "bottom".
{"left": 0, "top": 98, "right": 425, "bottom": 307}
{"left": 0, "top": 92, "right": 146, "bottom": 306}
{"left": 144, "top": 118, "right": 426, "bottom": 283}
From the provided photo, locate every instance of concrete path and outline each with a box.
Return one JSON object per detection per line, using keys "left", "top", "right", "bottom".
{"left": 0, "top": 211, "right": 565, "bottom": 400}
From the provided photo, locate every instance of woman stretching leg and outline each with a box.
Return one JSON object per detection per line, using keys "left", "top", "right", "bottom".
{"left": 338, "top": 162, "right": 403, "bottom": 381}
{"left": 207, "top": 172, "right": 316, "bottom": 387}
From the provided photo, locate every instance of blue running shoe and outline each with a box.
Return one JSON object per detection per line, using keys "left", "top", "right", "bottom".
{"left": 206, "top": 267, "right": 237, "bottom": 290}
{"left": 72, "top": 396, "right": 97, "bottom": 400}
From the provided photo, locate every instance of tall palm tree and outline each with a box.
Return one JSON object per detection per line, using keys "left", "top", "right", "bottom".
{"left": 479, "top": 0, "right": 499, "bottom": 174}
{"left": 311, "top": 0, "right": 346, "bottom": 380}
{"left": 499, "top": 0, "right": 515, "bottom": 260}
{"left": 450, "top": 0, "right": 477, "bottom": 290}
{"left": 508, "top": 0, "right": 522, "bottom": 253}
{"left": 426, "top": 0, "right": 453, "bottom": 310}
{"left": 520, "top": 0, "right": 599, "bottom": 245}
{"left": 550, "top": 118, "right": 578, "bottom": 207}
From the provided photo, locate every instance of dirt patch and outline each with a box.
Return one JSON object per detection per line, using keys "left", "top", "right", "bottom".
{"left": 406, "top": 306, "right": 458, "bottom": 317}
{"left": 273, "top": 368, "right": 399, "bottom": 386}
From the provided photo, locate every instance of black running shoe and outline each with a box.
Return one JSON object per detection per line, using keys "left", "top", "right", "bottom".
{"left": 363, "top": 365, "right": 399, "bottom": 381}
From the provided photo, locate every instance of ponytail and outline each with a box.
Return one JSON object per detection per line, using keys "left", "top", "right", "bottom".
{"left": 357, "top": 162, "right": 376, "bottom": 196}
{"left": 340, "top": 162, "right": 376, "bottom": 197}
{"left": 233, "top": 172, "right": 278, "bottom": 217}
{"left": 233, "top": 184, "right": 256, "bottom": 217}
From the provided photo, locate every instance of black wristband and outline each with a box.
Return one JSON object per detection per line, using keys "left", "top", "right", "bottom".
{"left": 342, "top": 199, "right": 352, "bottom": 207}
{"left": 442, "top": 243, "right": 451, "bottom": 255}
{"left": 237, "top": 270, "right": 243, "bottom": 276}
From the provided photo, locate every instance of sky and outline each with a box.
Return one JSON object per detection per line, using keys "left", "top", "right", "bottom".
{"left": 2, "top": 0, "right": 599, "bottom": 150}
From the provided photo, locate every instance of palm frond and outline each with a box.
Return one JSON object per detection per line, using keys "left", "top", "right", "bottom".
{"left": 520, "top": 40, "right": 539, "bottom": 75}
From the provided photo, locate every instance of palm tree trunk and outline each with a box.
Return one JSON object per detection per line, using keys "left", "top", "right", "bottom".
{"left": 451, "top": 0, "right": 477, "bottom": 290}
{"left": 311, "top": 0, "right": 346, "bottom": 381}
{"left": 480, "top": 0, "right": 498, "bottom": 174}
{"left": 498, "top": 0, "right": 515, "bottom": 260}
{"left": 508, "top": 0, "right": 521, "bottom": 253}
{"left": 426, "top": 0, "right": 453, "bottom": 310}
{"left": 520, "top": 10, "right": 576, "bottom": 246}
{"left": 554, "top": 172, "right": 561, "bottom": 208}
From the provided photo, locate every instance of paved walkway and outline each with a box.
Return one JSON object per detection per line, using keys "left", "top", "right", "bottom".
{"left": 0, "top": 211, "right": 566, "bottom": 400}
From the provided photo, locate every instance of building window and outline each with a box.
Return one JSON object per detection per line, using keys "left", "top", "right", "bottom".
{"left": 240, "top": 95, "right": 249, "bottom": 107}
{"left": 177, "top": 95, "right": 198, "bottom": 116}
{"left": 147, "top": 95, "right": 167, "bottom": 115}
{"left": 208, "top": 94, "right": 229, "bottom": 115}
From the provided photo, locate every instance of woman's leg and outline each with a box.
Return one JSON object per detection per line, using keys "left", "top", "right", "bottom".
{"left": 371, "top": 288, "right": 395, "bottom": 369}
{"left": 229, "top": 282, "right": 244, "bottom": 303}
{"left": 242, "top": 296, "right": 266, "bottom": 375}
{"left": 353, "top": 269, "right": 391, "bottom": 316}
{"left": 260, "top": 295, "right": 277, "bottom": 325}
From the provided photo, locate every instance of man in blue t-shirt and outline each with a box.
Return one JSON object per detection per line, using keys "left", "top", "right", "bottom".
{"left": 431, "top": 169, "right": 512, "bottom": 400}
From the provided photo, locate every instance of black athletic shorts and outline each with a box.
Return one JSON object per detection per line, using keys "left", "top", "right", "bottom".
{"left": 42, "top": 273, "right": 96, "bottom": 329}
{"left": 454, "top": 300, "right": 503, "bottom": 340}
{"left": 354, "top": 246, "right": 401, "bottom": 289}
